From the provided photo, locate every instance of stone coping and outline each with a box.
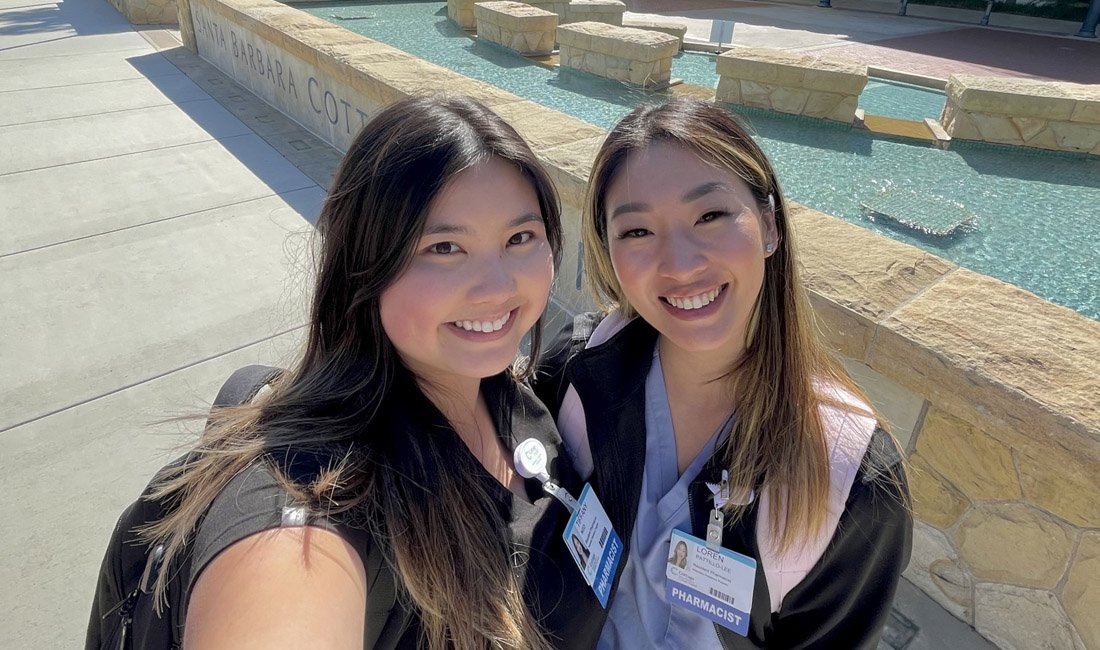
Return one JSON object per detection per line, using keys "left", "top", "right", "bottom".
{"left": 621, "top": 17, "right": 687, "bottom": 36}
{"left": 187, "top": 0, "right": 1100, "bottom": 509}
{"left": 946, "top": 74, "right": 1100, "bottom": 124}
{"left": 717, "top": 47, "right": 867, "bottom": 96}
{"left": 474, "top": 1, "right": 558, "bottom": 30}
{"left": 568, "top": 0, "right": 626, "bottom": 10}
{"left": 557, "top": 21, "right": 679, "bottom": 61}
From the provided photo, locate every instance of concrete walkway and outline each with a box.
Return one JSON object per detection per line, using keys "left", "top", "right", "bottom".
{"left": 1, "top": 1, "right": 1000, "bottom": 649}
{"left": 0, "top": 0, "right": 336, "bottom": 646}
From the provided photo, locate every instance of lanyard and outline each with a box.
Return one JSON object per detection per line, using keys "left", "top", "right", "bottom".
{"left": 514, "top": 438, "right": 579, "bottom": 512}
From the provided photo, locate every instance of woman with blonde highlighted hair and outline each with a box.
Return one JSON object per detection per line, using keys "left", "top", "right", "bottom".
{"left": 537, "top": 98, "right": 911, "bottom": 649}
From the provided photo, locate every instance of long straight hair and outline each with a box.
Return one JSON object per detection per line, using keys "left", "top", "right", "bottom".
{"left": 143, "top": 96, "right": 562, "bottom": 650}
{"left": 583, "top": 98, "right": 886, "bottom": 552}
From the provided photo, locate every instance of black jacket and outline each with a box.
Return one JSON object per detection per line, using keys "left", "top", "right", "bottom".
{"left": 535, "top": 315, "right": 912, "bottom": 649}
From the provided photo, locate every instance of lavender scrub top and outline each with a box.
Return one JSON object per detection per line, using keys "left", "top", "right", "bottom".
{"left": 597, "top": 346, "right": 730, "bottom": 649}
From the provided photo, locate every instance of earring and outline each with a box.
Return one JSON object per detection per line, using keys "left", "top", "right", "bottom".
{"left": 765, "top": 243, "right": 774, "bottom": 254}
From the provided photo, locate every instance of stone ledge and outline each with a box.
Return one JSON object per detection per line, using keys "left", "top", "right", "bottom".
{"left": 567, "top": 0, "right": 626, "bottom": 26}
{"left": 557, "top": 21, "right": 679, "bottom": 62}
{"left": 475, "top": 1, "right": 558, "bottom": 32}
{"left": 942, "top": 75, "right": 1100, "bottom": 154}
{"left": 867, "top": 268, "right": 1100, "bottom": 464}
{"left": 717, "top": 47, "right": 867, "bottom": 95}
{"left": 946, "top": 74, "right": 1098, "bottom": 123}
{"left": 109, "top": 0, "right": 179, "bottom": 24}
{"left": 474, "top": 1, "right": 557, "bottom": 56}
{"left": 448, "top": 0, "right": 477, "bottom": 30}
{"left": 621, "top": 18, "right": 687, "bottom": 49}
{"left": 715, "top": 48, "right": 866, "bottom": 123}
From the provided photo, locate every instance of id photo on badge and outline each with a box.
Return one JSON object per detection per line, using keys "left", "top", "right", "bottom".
{"left": 570, "top": 533, "right": 593, "bottom": 570}
{"left": 668, "top": 539, "right": 689, "bottom": 572}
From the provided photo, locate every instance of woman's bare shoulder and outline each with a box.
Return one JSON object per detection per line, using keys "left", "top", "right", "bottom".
{"left": 185, "top": 525, "right": 367, "bottom": 649}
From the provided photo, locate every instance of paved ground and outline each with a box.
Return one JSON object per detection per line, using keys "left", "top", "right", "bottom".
{"left": 627, "top": 0, "right": 1100, "bottom": 82}
{"left": 0, "top": 0, "right": 1058, "bottom": 648}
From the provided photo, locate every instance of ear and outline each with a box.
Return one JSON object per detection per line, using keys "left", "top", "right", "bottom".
{"left": 762, "top": 194, "right": 780, "bottom": 257}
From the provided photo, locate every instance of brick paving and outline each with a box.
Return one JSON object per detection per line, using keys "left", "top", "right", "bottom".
{"left": 823, "top": 26, "right": 1100, "bottom": 83}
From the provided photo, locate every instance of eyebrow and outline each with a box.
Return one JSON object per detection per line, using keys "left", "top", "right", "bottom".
{"left": 609, "top": 182, "right": 733, "bottom": 220}
{"left": 422, "top": 213, "right": 542, "bottom": 236}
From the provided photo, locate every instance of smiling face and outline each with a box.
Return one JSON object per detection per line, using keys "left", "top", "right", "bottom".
{"left": 605, "top": 141, "right": 777, "bottom": 364}
{"left": 379, "top": 157, "right": 554, "bottom": 387}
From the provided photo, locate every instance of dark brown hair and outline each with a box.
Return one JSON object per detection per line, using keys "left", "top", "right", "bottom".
{"left": 144, "top": 96, "right": 562, "bottom": 649}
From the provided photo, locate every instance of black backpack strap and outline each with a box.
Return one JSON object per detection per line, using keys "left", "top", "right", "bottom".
{"left": 211, "top": 365, "right": 283, "bottom": 410}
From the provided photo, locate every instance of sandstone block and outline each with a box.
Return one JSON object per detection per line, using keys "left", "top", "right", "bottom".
{"left": 739, "top": 80, "right": 772, "bottom": 109}
{"left": 915, "top": 406, "right": 1021, "bottom": 502}
{"left": 448, "top": 0, "right": 477, "bottom": 29}
{"left": 475, "top": 1, "right": 558, "bottom": 56}
{"left": 567, "top": 0, "right": 626, "bottom": 26}
{"left": 621, "top": 18, "right": 687, "bottom": 48}
{"left": 825, "top": 96, "right": 858, "bottom": 124}
{"left": 941, "top": 104, "right": 982, "bottom": 140}
{"left": 714, "top": 77, "right": 741, "bottom": 105}
{"left": 802, "top": 91, "right": 845, "bottom": 120}
{"left": 866, "top": 268, "right": 1100, "bottom": 472}
{"left": 1011, "top": 116, "right": 1048, "bottom": 142}
{"left": 1026, "top": 124, "right": 1061, "bottom": 151}
{"left": 946, "top": 74, "right": 1076, "bottom": 121}
{"left": 769, "top": 86, "right": 810, "bottom": 114}
{"left": 557, "top": 22, "right": 677, "bottom": 87}
{"left": 954, "top": 503, "right": 1074, "bottom": 589}
{"left": 537, "top": 135, "right": 605, "bottom": 211}
{"left": 716, "top": 48, "right": 866, "bottom": 94}
{"left": 909, "top": 453, "right": 970, "bottom": 529}
{"left": 1016, "top": 442, "right": 1100, "bottom": 528}
{"left": 1063, "top": 532, "right": 1100, "bottom": 650}
{"left": 788, "top": 203, "right": 955, "bottom": 321}
{"left": 1050, "top": 120, "right": 1100, "bottom": 153}
{"left": 904, "top": 520, "right": 973, "bottom": 623}
{"left": 807, "top": 290, "right": 875, "bottom": 360}
{"left": 1070, "top": 98, "right": 1100, "bottom": 124}
{"left": 975, "top": 584, "right": 1081, "bottom": 650}
{"left": 973, "top": 114, "right": 1025, "bottom": 145}
{"left": 111, "top": 0, "right": 179, "bottom": 24}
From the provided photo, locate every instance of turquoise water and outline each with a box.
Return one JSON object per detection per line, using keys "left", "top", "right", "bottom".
{"left": 295, "top": 1, "right": 1100, "bottom": 320}
{"left": 860, "top": 79, "right": 946, "bottom": 121}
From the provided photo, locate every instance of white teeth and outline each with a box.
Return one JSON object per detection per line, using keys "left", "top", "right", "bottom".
{"left": 454, "top": 310, "right": 511, "bottom": 332}
{"left": 665, "top": 287, "right": 721, "bottom": 311}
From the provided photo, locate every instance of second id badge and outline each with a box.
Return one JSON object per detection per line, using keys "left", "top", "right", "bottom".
{"left": 562, "top": 484, "right": 622, "bottom": 608}
{"left": 665, "top": 529, "right": 756, "bottom": 636}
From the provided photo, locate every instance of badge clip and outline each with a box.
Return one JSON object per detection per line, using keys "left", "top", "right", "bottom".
{"left": 705, "top": 470, "right": 730, "bottom": 551}
{"left": 514, "top": 438, "right": 579, "bottom": 512}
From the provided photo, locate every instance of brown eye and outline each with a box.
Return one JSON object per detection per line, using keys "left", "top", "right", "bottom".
{"left": 427, "top": 242, "right": 460, "bottom": 255}
{"left": 508, "top": 231, "right": 535, "bottom": 246}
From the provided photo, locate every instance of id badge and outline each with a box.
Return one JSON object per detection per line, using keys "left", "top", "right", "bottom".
{"left": 562, "top": 484, "right": 622, "bottom": 608}
{"left": 665, "top": 529, "right": 755, "bottom": 636}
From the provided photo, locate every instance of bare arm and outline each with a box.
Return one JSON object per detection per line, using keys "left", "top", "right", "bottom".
{"left": 185, "top": 525, "right": 367, "bottom": 649}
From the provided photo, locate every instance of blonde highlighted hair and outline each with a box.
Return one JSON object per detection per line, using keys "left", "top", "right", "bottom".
{"left": 583, "top": 98, "right": 890, "bottom": 552}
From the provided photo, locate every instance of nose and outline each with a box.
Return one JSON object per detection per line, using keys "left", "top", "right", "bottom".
{"left": 468, "top": 253, "right": 517, "bottom": 305}
{"left": 656, "top": 228, "right": 707, "bottom": 282}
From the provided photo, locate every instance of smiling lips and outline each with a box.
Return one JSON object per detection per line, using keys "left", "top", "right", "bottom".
{"left": 661, "top": 284, "right": 726, "bottom": 311}
{"left": 452, "top": 309, "right": 512, "bottom": 333}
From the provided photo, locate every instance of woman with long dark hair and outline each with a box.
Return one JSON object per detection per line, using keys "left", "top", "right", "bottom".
{"left": 120, "top": 96, "right": 600, "bottom": 649}
{"left": 541, "top": 98, "right": 912, "bottom": 648}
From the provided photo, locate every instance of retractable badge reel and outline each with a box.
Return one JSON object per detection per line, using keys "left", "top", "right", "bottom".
{"left": 514, "top": 438, "right": 579, "bottom": 512}
{"left": 513, "top": 438, "right": 622, "bottom": 608}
